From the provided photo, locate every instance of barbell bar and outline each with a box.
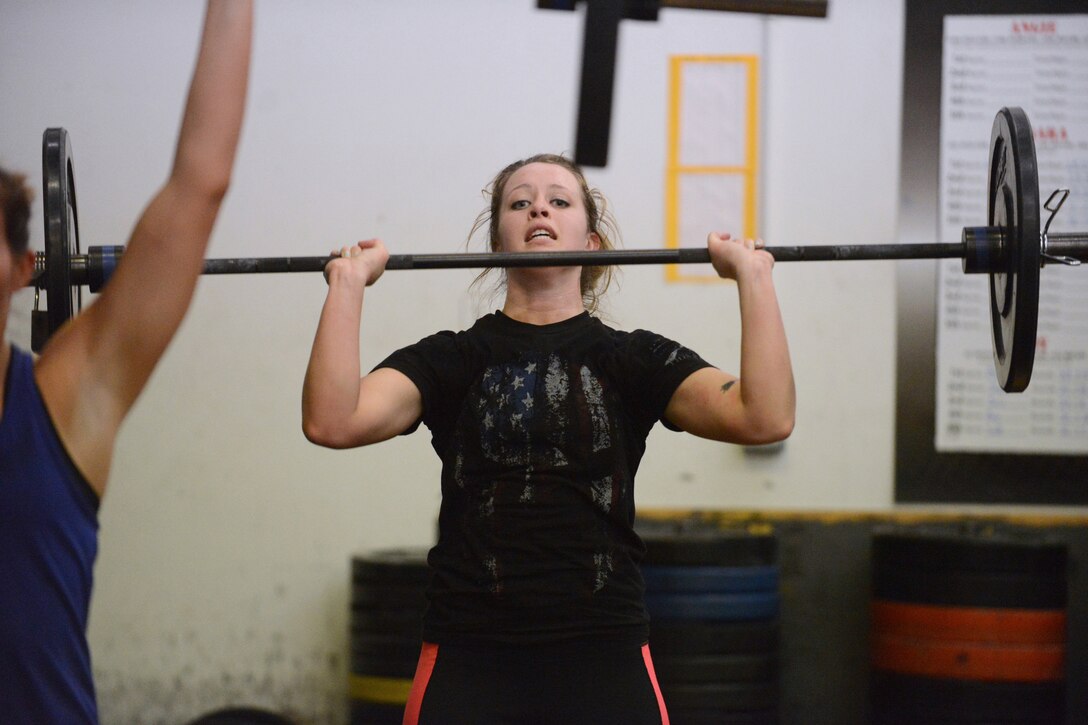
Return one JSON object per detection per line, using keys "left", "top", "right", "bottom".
{"left": 25, "top": 108, "right": 1088, "bottom": 393}
{"left": 35, "top": 237, "right": 1088, "bottom": 285}
{"left": 34, "top": 243, "right": 968, "bottom": 287}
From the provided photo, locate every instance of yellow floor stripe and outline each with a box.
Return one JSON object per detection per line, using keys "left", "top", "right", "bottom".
{"left": 348, "top": 674, "right": 412, "bottom": 705}
{"left": 639, "top": 508, "right": 1088, "bottom": 528}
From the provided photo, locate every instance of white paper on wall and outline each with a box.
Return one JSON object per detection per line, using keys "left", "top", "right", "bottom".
{"left": 936, "top": 15, "right": 1088, "bottom": 454}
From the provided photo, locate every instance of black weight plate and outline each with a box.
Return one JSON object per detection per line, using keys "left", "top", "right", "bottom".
{"left": 872, "top": 569, "right": 1066, "bottom": 609}
{"left": 349, "top": 700, "right": 405, "bottom": 725}
{"left": 987, "top": 107, "right": 1040, "bottom": 392}
{"left": 664, "top": 708, "right": 778, "bottom": 725}
{"left": 352, "top": 587, "right": 428, "bottom": 609}
{"left": 642, "top": 565, "right": 779, "bottom": 594}
{"left": 659, "top": 681, "right": 777, "bottom": 712}
{"left": 185, "top": 708, "right": 296, "bottom": 725}
{"left": 649, "top": 620, "right": 778, "bottom": 656}
{"left": 872, "top": 529, "right": 1067, "bottom": 576}
{"left": 639, "top": 529, "right": 777, "bottom": 567}
{"left": 870, "top": 671, "right": 1064, "bottom": 723}
{"left": 645, "top": 591, "right": 779, "bottom": 622}
{"left": 41, "top": 128, "right": 81, "bottom": 350}
{"left": 351, "top": 582, "right": 428, "bottom": 609}
{"left": 653, "top": 652, "right": 777, "bottom": 684}
{"left": 871, "top": 712, "right": 1059, "bottom": 725}
{"left": 351, "top": 606, "right": 426, "bottom": 636}
{"left": 350, "top": 635, "right": 422, "bottom": 663}
{"left": 350, "top": 651, "right": 418, "bottom": 679}
{"left": 350, "top": 635, "right": 423, "bottom": 664}
{"left": 352, "top": 549, "right": 430, "bottom": 585}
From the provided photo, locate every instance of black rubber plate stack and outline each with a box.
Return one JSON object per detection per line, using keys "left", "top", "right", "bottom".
{"left": 869, "top": 525, "right": 1067, "bottom": 724}
{"left": 349, "top": 548, "right": 430, "bottom": 724}
{"left": 637, "top": 517, "right": 779, "bottom": 725}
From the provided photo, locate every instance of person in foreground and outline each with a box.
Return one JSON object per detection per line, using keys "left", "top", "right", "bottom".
{"left": 302, "top": 153, "right": 795, "bottom": 724}
{"left": 0, "top": 2, "right": 252, "bottom": 721}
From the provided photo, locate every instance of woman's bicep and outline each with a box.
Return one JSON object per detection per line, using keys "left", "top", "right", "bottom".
{"left": 663, "top": 367, "right": 750, "bottom": 443}
{"left": 303, "top": 366, "right": 422, "bottom": 448}
{"left": 349, "top": 367, "right": 425, "bottom": 446}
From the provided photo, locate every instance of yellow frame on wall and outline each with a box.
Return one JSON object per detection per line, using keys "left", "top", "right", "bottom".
{"left": 665, "top": 55, "right": 760, "bottom": 283}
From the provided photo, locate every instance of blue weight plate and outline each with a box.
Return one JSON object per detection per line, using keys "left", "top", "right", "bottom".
{"left": 642, "top": 565, "right": 778, "bottom": 593}
{"left": 645, "top": 591, "right": 779, "bottom": 622}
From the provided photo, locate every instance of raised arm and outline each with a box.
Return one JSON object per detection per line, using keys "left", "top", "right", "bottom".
{"left": 302, "top": 239, "right": 423, "bottom": 449}
{"left": 665, "top": 232, "right": 795, "bottom": 445}
{"left": 34, "top": 0, "right": 253, "bottom": 495}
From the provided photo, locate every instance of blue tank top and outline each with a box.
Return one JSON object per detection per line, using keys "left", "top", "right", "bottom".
{"left": 0, "top": 345, "right": 100, "bottom": 723}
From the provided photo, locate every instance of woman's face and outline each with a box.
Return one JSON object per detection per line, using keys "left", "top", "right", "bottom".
{"left": 495, "top": 162, "right": 600, "bottom": 255}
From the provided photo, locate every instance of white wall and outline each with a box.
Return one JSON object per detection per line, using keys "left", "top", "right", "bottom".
{"left": 2, "top": 0, "right": 904, "bottom": 721}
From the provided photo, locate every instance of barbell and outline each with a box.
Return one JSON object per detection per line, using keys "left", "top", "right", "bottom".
{"left": 25, "top": 107, "right": 1088, "bottom": 393}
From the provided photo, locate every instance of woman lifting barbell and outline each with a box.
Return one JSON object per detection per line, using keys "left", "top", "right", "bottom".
{"left": 302, "top": 152, "right": 795, "bottom": 724}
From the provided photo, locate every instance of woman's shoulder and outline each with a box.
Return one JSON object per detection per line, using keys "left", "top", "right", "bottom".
{"left": 604, "top": 325, "right": 706, "bottom": 364}
{"left": 400, "top": 314, "right": 499, "bottom": 354}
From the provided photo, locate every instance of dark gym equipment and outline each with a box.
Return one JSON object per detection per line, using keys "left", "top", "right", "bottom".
{"left": 349, "top": 549, "right": 429, "bottom": 724}
{"left": 869, "top": 527, "right": 1068, "bottom": 723}
{"left": 638, "top": 516, "right": 781, "bottom": 723}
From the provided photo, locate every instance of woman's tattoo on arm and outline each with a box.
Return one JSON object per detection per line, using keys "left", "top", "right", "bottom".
{"left": 721, "top": 380, "right": 736, "bottom": 393}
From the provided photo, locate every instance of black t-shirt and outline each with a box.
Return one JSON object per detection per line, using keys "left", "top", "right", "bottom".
{"left": 377, "top": 311, "right": 713, "bottom": 645}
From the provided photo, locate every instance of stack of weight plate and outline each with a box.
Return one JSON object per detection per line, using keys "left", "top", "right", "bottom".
{"left": 637, "top": 518, "right": 779, "bottom": 725}
{"left": 869, "top": 527, "right": 1068, "bottom": 725}
{"left": 349, "top": 548, "right": 430, "bottom": 725}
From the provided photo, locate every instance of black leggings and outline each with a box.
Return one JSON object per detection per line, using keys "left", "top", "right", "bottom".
{"left": 403, "top": 638, "right": 670, "bottom": 725}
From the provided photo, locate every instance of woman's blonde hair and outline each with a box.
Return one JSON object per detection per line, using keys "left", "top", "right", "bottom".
{"left": 468, "top": 154, "right": 620, "bottom": 315}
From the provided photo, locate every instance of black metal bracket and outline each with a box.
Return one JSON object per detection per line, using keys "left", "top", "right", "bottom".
{"left": 538, "top": 0, "right": 828, "bottom": 167}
